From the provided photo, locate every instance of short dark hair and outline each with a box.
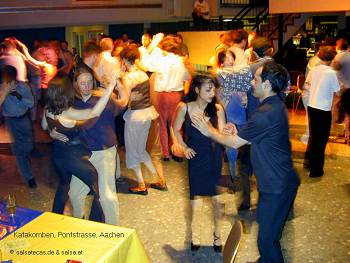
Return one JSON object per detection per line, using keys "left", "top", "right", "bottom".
{"left": 252, "top": 37, "right": 272, "bottom": 58}
{"left": 336, "top": 38, "right": 348, "bottom": 51}
{"left": 317, "top": 46, "right": 335, "bottom": 62}
{"left": 83, "top": 40, "right": 101, "bottom": 56}
{"left": 46, "top": 76, "right": 75, "bottom": 115}
{"left": 119, "top": 44, "right": 140, "bottom": 65}
{"left": 229, "top": 29, "right": 248, "bottom": 44}
{"left": 74, "top": 63, "right": 95, "bottom": 83}
{"left": 217, "top": 50, "right": 235, "bottom": 66}
{"left": 261, "top": 62, "right": 290, "bottom": 94}
{"left": 0, "top": 65, "right": 17, "bottom": 83}
{"left": 60, "top": 40, "right": 68, "bottom": 46}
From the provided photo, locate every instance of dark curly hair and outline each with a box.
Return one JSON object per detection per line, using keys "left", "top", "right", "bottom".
{"left": 46, "top": 76, "right": 74, "bottom": 115}
{"left": 261, "top": 62, "right": 290, "bottom": 94}
{"left": 184, "top": 72, "right": 219, "bottom": 118}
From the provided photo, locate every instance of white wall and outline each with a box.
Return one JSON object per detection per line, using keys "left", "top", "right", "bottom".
{"left": 269, "top": 0, "right": 350, "bottom": 14}
{"left": 0, "top": 0, "right": 169, "bottom": 29}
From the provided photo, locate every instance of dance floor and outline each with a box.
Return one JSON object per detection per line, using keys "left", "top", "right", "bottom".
{"left": 0, "top": 110, "right": 349, "bottom": 263}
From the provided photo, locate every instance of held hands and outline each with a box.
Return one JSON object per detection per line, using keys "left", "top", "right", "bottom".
{"left": 222, "top": 122, "right": 237, "bottom": 135}
{"left": 49, "top": 128, "right": 69, "bottom": 143}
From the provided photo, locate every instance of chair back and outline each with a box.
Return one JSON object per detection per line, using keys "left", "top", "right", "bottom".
{"left": 223, "top": 220, "right": 243, "bottom": 263}
{"left": 297, "top": 74, "right": 306, "bottom": 91}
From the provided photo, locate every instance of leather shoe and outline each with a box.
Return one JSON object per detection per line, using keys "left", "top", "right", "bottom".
{"left": 128, "top": 186, "right": 148, "bottom": 195}
{"left": 238, "top": 203, "right": 250, "bottom": 212}
{"left": 162, "top": 157, "right": 170, "bottom": 162}
{"left": 190, "top": 242, "right": 200, "bottom": 251}
{"left": 213, "top": 244, "right": 222, "bottom": 253}
{"left": 172, "top": 156, "right": 183, "bottom": 162}
{"left": 27, "top": 178, "right": 38, "bottom": 189}
{"left": 309, "top": 172, "right": 323, "bottom": 178}
{"left": 150, "top": 182, "right": 168, "bottom": 191}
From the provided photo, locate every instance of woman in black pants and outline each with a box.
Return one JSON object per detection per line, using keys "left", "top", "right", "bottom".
{"left": 42, "top": 73, "right": 120, "bottom": 221}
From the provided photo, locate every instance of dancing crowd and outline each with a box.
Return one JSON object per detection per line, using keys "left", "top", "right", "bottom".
{"left": 0, "top": 28, "right": 349, "bottom": 263}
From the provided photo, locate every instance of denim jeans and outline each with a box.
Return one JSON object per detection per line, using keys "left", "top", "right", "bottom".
{"left": 225, "top": 94, "right": 247, "bottom": 178}
{"left": 5, "top": 115, "right": 34, "bottom": 182}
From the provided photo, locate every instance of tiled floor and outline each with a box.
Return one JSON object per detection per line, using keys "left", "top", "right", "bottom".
{"left": 0, "top": 110, "right": 349, "bottom": 263}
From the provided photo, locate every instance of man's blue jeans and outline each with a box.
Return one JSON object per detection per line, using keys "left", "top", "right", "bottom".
{"left": 5, "top": 115, "right": 34, "bottom": 182}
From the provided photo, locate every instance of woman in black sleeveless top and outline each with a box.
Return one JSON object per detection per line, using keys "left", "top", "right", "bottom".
{"left": 173, "top": 73, "right": 226, "bottom": 252}
{"left": 42, "top": 73, "right": 119, "bottom": 221}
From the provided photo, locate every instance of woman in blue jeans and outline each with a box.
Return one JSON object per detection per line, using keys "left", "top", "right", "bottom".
{"left": 213, "top": 49, "right": 252, "bottom": 179}
{"left": 42, "top": 72, "right": 120, "bottom": 220}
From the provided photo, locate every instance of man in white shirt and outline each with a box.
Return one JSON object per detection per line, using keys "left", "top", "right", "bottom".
{"left": 304, "top": 46, "right": 340, "bottom": 178}
{"left": 331, "top": 38, "right": 350, "bottom": 89}
{"left": 192, "top": 0, "right": 210, "bottom": 29}
{"left": 94, "top": 37, "right": 121, "bottom": 87}
{"left": 147, "top": 35, "right": 190, "bottom": 160}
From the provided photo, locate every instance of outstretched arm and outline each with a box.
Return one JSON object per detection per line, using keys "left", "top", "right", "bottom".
{"left": 191, "top": 112, "right": 248, "bottom": 149}
{"left": 63, "top": 76, "right": 118, "bottom": 121}
{"left": 13, "top": 39, "right": 46, "bottom": 68}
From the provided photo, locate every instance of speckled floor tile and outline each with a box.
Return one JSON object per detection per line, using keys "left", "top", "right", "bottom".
{"left": 0, "top": 110, "right": 349, "bottom": 263}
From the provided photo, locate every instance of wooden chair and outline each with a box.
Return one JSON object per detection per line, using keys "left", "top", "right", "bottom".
{"left": 293, "top": 74, "right": 306, "bottom": 113}
{"left": 223, "top": 220, "right": 243, "bottom": 263}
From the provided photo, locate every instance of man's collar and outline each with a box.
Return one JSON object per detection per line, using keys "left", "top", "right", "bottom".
{"left": 81, "top": 94, "right": 92, "bottom": 102}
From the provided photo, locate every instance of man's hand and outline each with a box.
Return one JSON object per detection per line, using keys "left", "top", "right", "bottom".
{"left": 191, "top": 112, "right": 212, "bottom": 137}
{"left": 49, "top": 128, "right": 69, "bottom": 143}
{"left": 223, "top": 122, "right": 237, "bottom": 135}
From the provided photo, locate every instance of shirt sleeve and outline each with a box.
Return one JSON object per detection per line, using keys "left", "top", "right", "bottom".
{"left": 238, "top": 110, "right": 270, "bottom": 144}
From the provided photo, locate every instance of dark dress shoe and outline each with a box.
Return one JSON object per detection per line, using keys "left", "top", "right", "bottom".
{"left": 190, "top": 242, "right": 200, "bottom": 251}
{"left": 162, "top": 157, "right": 170, "bottom": 162}
{"left": 128, "top": 187, "right": 148, "bottom": 195}
{"left": 309, "top": 172, "right": 323, "bottom": 178}
{"left": 172, "top": 156, "right": 183, "bottom": 162}
{"left": 150, "top": 182, "right": 168, "bottom": 191}
{"left": 27, "top": 178, "right": 38, "bottom": 189}
{"left": 213, "top": 244, "right": 222, "bottom": 253}
{"left": 238, "top": 203, "right": 250, "bottom": 212}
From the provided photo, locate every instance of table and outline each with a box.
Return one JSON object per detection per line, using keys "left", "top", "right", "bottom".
{"left": 0, "top": 209, "right": 150, "bottom": 263}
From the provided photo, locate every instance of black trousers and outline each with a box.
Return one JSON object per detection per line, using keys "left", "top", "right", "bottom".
{"left": 237, "top": 144, "right": 253, "bottom": 208}
{"left": 304, "top": 106, "right": 332, "bottom": 176}
{"left": 52, "top": 144, "right": 104, "bottom": 222}
{"left": 257, "top": 187, "right": 298, "bottom": 263}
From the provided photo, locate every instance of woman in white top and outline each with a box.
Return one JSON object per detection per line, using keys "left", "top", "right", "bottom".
{"left": 119, "top": 44, "right": 164, "bottom": 195}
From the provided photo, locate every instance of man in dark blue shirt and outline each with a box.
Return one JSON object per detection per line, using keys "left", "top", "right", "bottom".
{"left": 0, "top": 65, "right": 36, "bottom": 189}
{"left": 192, "top": 62, "right": 300, "bottom": 263}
